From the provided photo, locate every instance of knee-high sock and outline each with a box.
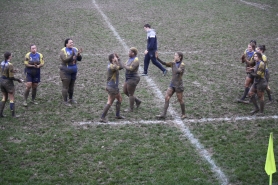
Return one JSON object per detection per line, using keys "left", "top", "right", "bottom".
{"left": 32, "top": 88, "right": 37, "bottom": 101}
{"left": 0, "top": 100, "right": 6, "bottom": 117}
{"left": 266, "top": 88, "right": 272, "bottom": 101}
{"left": 101, "top": 104, "right": 111, "bottom": 119}
{"left": 240, "top": 87, "right": 249, "bottom": 100}
{"left": 10, "top": 101, "right": 15, "bottom": 117}
{"left": 161, "top": 101, "right": 169, "bottom": 117}
{"left": 250, "top": 95, "right": 259, "bottom": 110}
{"left": 68, "top": 80, "right": 75, "bottom": 100}
{"left": 129, "top": 96, "right": 135, "bottom": 111}
{"left": 62, "top": 79, "right": 70, "bottom": 102}
{"left": 115, "top": 101, "right": 121, "bottom": 117}
{"left": 180, "top": 103, "right": 185, "bottom": 115}
{"left": 259, "top": 100, "right": 264, "bottom": 113}
{"left": 24, "top": 88, "right": 30, "bottom": 101}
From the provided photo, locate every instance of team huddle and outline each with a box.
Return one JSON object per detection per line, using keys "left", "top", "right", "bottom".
{"left": 237, "top": 40, "right": 273, "bottom": 115}
{"left": 0, "top": 25, "right": 274, "bottom": 120}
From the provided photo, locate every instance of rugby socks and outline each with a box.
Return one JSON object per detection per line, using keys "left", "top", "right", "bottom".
{"left": 180, "top": 103, "right": 185, "bottom": 115}
{"left": 32, "top": 88, "right": 37, "bottom": 101}
{"left": 115, "top": 101, "right": 121, "bottom": 117}
{"left": 266, "top": 88, "right": 272, "bottom": 101}
{"left": 240, "top": 87, "right": 249, "bottom": 100}
{"left": 162, "top": 101, "right": 169, "bottom": 117}
{"left": 0, "top": 100, "right": 6, "bottom": 117}
{"left": 101, "top": 104, "right": 111, "bottom": 119}
{"left": 10, "top": 101, "right": 15, "bottom": 117}
{"left": 135, "top": 98, "right": 141, "bottom": 108}
{"left": 62, "top": 89, "right": 68, "bottom": 102}
{"left": 129, "top": 96, "right": 135, "bottom": 112}
{"left": 259, "top": 100, "right": 264, "bottom": 113}
{"left": 250, "top": 95, "right": 259, "bottom": 115}
{"left": 24, "top": 88, "right": 30, "bottom": 101}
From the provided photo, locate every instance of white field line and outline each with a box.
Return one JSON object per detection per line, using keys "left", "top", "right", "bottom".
{"left": 77, "top": 115, "right": 278, "bottom": 125}
{"left": 92, "top": 0, "right": 229, "bottom": 184}
{"left": 240, "top": 0, "right": 271, "bottom": 10}
{"left": 185, "top": 115, "right": 278, "bottom": 123}
{"left": 82, "top": 51, "right": 201, "bottom": 56}
{"left": 78, "top": 120, "right": 167, "bottom": 125}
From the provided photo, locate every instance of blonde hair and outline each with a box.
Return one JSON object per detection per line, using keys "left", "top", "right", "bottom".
{"left": 130, "top": 47, "right": 138, "bottom": 56}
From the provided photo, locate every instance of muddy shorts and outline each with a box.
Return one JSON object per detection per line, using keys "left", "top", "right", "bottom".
{"left": 0, "top": 78, "right": 15, "bottom": 93}
{"left": 106, "top": 86, "right": 120, "bottom": 96}
{"left": 265, "top": 70, "right": 270, "bottom": 83}
{"left": 60, "top": 69, "right": 77, "bottom": 81}
{"left": 250, "top": 78, "right": 267, "bottom": 92}
{"left": 126, "top": 76, "right": 140, "bottom": 87}
{"left": 26, "top": 72, "right": 40, "bottom": 83}
{"left": 247, "top": 73, "right": 255, "bottom": 79}
{"left": 169, "top": 82, "right": 184, "bottom": 93}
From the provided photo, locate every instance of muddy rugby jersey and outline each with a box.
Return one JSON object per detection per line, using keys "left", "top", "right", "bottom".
{"left": 253, "top": 60, "right": 266, "bottom": 82}
{"left": 60, "top": 47, "right": 82, "bottom": 73}
{"left": 157, "top": 58, "right": 185, "bottom": 88}
{"left": 125, "top": 57, "right": 139, "bottom": 79}
{"left": 107, "top": 62, "right": 122, "bottom": 88}
{"left": 24, "top": 52, "right": 44, "bottom": 75}
{"left": 1, "top": 60, "right": 14, "bottom": 78}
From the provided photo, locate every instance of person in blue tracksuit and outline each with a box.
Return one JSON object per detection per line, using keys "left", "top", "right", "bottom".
{"left": 141, "top": 24, "right": 167, "bottom": 76}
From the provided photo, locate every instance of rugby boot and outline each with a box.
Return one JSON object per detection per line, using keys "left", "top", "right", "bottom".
{"left": 135, "top": 98, "right": 141, "bottom": 108}
{"left": 250, "top": 96, "right": 259, "bottom": 115}
{"left": 100, "top": 104, "right": 111, "bottom": 121}
{"left": 68, "top": 99, "right": 77, "bottom": 104}
{"left": 63, "top": 101, "right": 72, "bottom": 107}
{"left": 99, "top": 118, "right": 107, "bottom": 123}
{"left": 163, "top": 70, "right": 167, "bottom": 76}
{"left": 115, "top": 101, "right": 125, "bottom": 119}
{"left": 156, "top": 101, "right": 169, "bottom": 119}
{"left": 180, "top": 103, "right": 187, "bottom": 119}
{"left": 0, "top": 101, "right": 6, "bottom": 117}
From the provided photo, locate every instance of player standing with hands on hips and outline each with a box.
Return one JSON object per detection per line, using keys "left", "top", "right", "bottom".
{"left": 141, "top": 24, "right": 167, "bottom": 76}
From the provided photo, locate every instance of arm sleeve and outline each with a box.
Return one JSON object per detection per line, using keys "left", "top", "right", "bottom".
{"left": 157, "top": 57, "right": 172, "bottom": 67}
{"left": 40, "top": 53, "right": 45, "bottom": 66}
{"left": 123, "top": 58, "right": 139, "bottom": 71}
{"left": 177, "top": 63, "right": 185, "bottom": 73}
{"left": 74, "top": 48, "right": 82, "bottom": 61}
{"left": 24, "top": 53, "right": 29, "bottom": 65}
{"left": 8, "top": 64, "right": 19, "bottom": 81}
{"left": 109, "top": 63, "right": 120, "bottom": 72}
{"left": 60, "top": 50, "right": 73, "bottom": 63}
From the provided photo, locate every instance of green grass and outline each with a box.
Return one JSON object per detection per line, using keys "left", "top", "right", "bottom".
{"left": 0, "top": 0, "right": 278, "bottom": 184}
